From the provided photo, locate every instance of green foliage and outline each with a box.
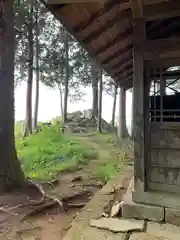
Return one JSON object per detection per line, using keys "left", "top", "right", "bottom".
{"left": 16, "top": 125, "right": 97, "bottom": 180}
{"left": 89, "top": 133, "right": 133, "bottom": 183}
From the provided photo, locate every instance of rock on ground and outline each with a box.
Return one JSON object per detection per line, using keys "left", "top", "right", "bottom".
{"left": 90, "top": 218, "right": 144, "bottom": 233}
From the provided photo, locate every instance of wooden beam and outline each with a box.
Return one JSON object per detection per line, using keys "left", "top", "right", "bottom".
{"left": 145, "top": 58, "right": 180, "bottom": 69}
{"left": 105, "top": 50, "right": 132, "bottom": 70}
{"left": 117, "top": 75, "right": 133, "bottom": 85}
{"left": 140, "top": 37, "right": 180, "bottom": 52}
{"left": 113, "top": 64, "right": 132, "bottom": 78}
{"left": 82, "top": 9, "right": 131, "bottom": 44}
{"left": 149, "top": 71, "right": 180, "bottom": 79}
{"left": 143, "top": 0, "right": 180, "bottom": 20}
{"left": 130, "top": 0, "right": 143, "bottom": 19}
{"left": 94, "top": 29, "right": 132, "bottom": 55}
{"left": 72, "top": 0, "right": 130, "bottom": 33}
{"left": 114, "top": 68, "right": 133, "bottom": 81}
{"left": 111, "top": 60, "right": 133, "bottom": 76}
{"left": 101, "top": 43, "right": 133, "bottom": 64}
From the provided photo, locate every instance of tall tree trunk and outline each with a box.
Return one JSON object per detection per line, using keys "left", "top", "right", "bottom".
{"left": 91, "top": 62, "right": 98, "bottom": 119}
{"left": 118, "top": 87, "right": 129, "bottom": 138}
{"left": 58, "top": 83, "right": 64, "bottom": 116}
{"left": 24, "top": 0, "right": 34, "bottom": 137}
{"left": 97, "top": 69, "right": 103, "bottom": 133}
{"left": 33, "top": 0, "right": 40, "bottom": 130}
{"left": 111, "top": 83, "right": 118, "bottom": 127}
{"left": 63, "top": 30, "right": 69, "bottom": 123}
{"left": 0, "top": 0, "right": 25, "bottom": 191}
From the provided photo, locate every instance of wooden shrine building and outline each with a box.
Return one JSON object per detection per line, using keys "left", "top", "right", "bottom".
{"left": 44, "top": 0, "right": 180, "bottom": 222}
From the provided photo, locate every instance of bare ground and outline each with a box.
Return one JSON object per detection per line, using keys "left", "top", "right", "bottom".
{"left": 0, "top": 134, "right": 132, "bottom": 240}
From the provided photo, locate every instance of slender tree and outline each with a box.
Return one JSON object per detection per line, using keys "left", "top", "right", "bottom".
{"left": 111, "top": 83, "right": 118, "bottom": 127}
{"left": 97, "top": 69, "right": 103, "bottom": 133}
{"left": 24, "top": 0, "right": 34, "bottom": 137}
{"left": 91, "top": 61, "right": 99, "bottom": 119}
{"left": 63, "top": 29, "right": 69, "bottom": 123}
{"left": 33, "top": 0, "right": 40, "bottom": 130}
{"left": 0, "top": 0, "right": 25, "bottom": 191}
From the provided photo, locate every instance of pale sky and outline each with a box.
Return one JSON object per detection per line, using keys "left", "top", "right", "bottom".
{"left": 15, "top": 82, "right": 132, "bottom": 129}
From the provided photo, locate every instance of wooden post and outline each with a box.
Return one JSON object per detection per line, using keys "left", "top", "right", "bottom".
{"left": 133, "top": 20, "right": 146, "bottom": 193}
{"left": 131, "top": 87, "right": 134, "bottom": 139}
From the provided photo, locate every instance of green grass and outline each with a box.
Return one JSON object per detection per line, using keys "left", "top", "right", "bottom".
{"left": 16, "top": 125, "right": 97, "bottom": 180}
{"left": 87, "top": 133, "right": 133, "bottom": 183}
{"left": 15, "top": 119, "right": 133, "bottom": 184}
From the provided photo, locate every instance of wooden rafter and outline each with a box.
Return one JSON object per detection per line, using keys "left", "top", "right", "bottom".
{"left": 117, "top": 75, "right": 133, "bottom": 86}
{"left": 94, "top": 28, "right": 132, "bottom": 55}
{"left": 111, "top": 60, "right": 133, "bottom": 75}
{"left": 113, "top": 64, "right": 133, "bottom": 78}
{"left": 101, "top": 43, "right": 133, "bottom": 64}
{"left": 143, "top": 0, "right": 180, "bottom": 20}
{"left": 82, "top": 9, "right": 131, "bottom": 44}
{"left": 72, "top": 0, "right": 130, "bottom": 33}
{"left": 105, "top": 51, "right": 132, "bottom": 70}
{"left": 139, "top": 37, "right": 180, "bottom": 54}
{"left": 114, "top": 67, "right": 133, "bottom": 81}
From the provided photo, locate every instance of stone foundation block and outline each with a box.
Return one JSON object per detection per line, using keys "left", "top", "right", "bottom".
{"left": 121, "top": 178, "right": 164, "bottom": 222}
{"left": 165, "top": 208, "right": 180, "bottom": 226}
{"left": 122, "top": 199, "right": 164, "bottom": 222}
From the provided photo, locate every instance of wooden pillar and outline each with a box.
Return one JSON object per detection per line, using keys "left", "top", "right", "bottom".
{"left": 131, "top": 87, "right": 134, "bottom": 139}
{"left": 118, "top": 86, "right": 128, "bottom": 138}
{"left": 133, "top": 20, "right": 146, "bottom": 197}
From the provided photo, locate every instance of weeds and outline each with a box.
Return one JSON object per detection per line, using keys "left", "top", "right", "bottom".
{"left": 16, "top": 125, "right": 97, "bottom": 180}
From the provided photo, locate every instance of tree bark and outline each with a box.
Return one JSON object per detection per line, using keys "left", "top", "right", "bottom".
{"left": 63, "top": 30, "right": 69, "bottom": 123}
{"left": 0, "top": 0, "right": 25, "bottom": 191}
{"left": 97, "top": 69, "right": 103, "bottom": 133}
{"left": 111, "top": 83, "right": 118, "bottom": 127}
{"left": 118, "top": 87, "right": 129, "bottom": 139}
{"left": 33, "top": 0, "right": 40, "bottom": 130}
{"left": 91, "top": 62, "right": 98, "bottom": 118}
{"left": 58, "top": 83, "right": 64, "bottom": 116}
{"left": 24, "top": 0, "right": 34, "bottom": 137}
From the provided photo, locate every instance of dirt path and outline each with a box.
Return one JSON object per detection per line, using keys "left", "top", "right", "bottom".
{"left": 0, "top": 133, "right": 130, "bottom": 240}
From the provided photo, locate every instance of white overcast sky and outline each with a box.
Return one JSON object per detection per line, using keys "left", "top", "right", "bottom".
{"left": 15, "top": 82, "right": 132, "bottom": 128}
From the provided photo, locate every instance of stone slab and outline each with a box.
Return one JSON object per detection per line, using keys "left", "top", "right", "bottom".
{"left": 129, "top": 232, "right": 171, "bottom": 240}
{"left": 165, "top": 207, "right": 180, "bottom": 226}
{"left": 130, "top": 221, "right": 180, "bottom": 240}
{"left": 63, "top": 167, "right": 133, "bottom": 240}
{"left": 147, "top": 221, "right": 180, "bottom": 240}
{"left": 75, "top": 227, "right": 127, "bottom": 240}
{"left": 122, "top": 179, "right": 164, "bottom": 222}
{"left": 90, "top": 218, "right": 144, "bottom": 233}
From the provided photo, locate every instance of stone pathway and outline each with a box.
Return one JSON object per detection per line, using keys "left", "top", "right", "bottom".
{"left": 130, "top": 221, "right": 180, "bottom": 240}
{"left": 62, "top": 164, "right": 180, "bottom": 240}
{"left": 63, "top": 165, "right": 133, "bottom": 240}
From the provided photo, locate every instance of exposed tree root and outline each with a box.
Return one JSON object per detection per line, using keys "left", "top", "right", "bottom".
{"left": 0, "top": 207, "right": 18, "bottom": 216}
